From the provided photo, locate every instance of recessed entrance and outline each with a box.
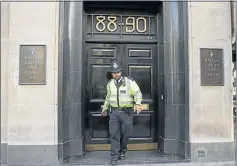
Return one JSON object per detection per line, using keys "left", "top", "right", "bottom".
{"left": 85, "top": 43, "right": 158, "bottom": 151}
{"left": 58, "top": 1, "right": 189, "bottom": 163}
{"left": 83, "top": 2, "right": 160, "bottom": 152}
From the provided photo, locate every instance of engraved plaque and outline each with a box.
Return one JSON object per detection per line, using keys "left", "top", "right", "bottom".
{"left": 200, "top": 48, "right": 224, "bottom": 86}
{"left": 19, "top": 45, "right": 46, "bottom": 85}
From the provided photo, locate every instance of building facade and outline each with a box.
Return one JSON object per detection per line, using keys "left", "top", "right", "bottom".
{"left": 1, "top": 1, "right": 235, "bottom": 165}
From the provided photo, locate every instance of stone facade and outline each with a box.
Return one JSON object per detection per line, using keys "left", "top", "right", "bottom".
{"left": 188, "top": 2, "right": 235, "bottom": 162}
{"left": 1, "top": 1, "right": 235, "bottom": 165}
{"left": 1, "top": 1, "right": 59, "bottom": 165}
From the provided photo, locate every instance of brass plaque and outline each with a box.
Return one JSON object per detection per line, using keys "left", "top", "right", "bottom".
{"left": 19, "top": 45, "right": 46, "bottom": 85}
{"left": 200, "top": 48, "right": 224, "bottom": 86}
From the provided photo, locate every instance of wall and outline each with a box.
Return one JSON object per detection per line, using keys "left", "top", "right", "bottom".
{"left": 1, "top": 2, "right": 59, "bottom": 165}
{"left": 188, "top": 2, "right": 235, "bottom": 162}
{"left": 1, "top": 2, "right": 10, "bottom": 164}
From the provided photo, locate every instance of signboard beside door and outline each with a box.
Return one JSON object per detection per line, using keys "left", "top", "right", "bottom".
{"left": 19, "top": 45, "right": 46, "bottom": 85}
{"left": 200, "top": 48, "right": 224, "bottom": 86}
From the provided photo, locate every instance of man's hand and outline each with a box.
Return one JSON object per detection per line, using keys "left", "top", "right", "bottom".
{"left": 101, "top": 109, "right": 107, "bottom": 116}
{"left": 134, "top": 104, "right": 142, "bottom": 114}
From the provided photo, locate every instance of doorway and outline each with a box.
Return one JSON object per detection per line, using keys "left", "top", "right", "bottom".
{"left": 84, "top": 43, "right": 158, "bottom": 151}
{"left": 58, "top": 1, "right": 190, "bottom": 162}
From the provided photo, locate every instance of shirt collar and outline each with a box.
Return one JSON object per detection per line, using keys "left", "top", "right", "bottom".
{"left": 114, "top": 76, "right": 123, "bottom": 84}
{"left": 117, "top": 76, "right": 123, "bottom": 83}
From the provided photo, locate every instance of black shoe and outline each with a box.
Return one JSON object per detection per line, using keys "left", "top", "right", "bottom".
{"left": 119, "top": 153, "right": 125, "bottom": 160}
{"left": 111, "top": 159, "right": 118, "bottom": 165}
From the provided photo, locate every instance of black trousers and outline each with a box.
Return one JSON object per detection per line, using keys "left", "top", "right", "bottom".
{"left": 109, "top": 108, "right": 133, "bottom": 160}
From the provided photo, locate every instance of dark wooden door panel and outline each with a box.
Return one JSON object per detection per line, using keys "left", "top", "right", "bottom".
{"left": 85, "top": 43, "right": 158, "bottom": 145}
{"left": 85, "top": 43, "right": 122, "bottom": 144}
{"left": 122, "top": 44, "right": 157, "bottom": 143}
{"left": 128, "top": 65, "right": 152, "bottom": 99}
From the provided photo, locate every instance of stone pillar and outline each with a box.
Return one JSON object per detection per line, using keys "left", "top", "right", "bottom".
{"left": 1, "top": 2, "right": 10, "bottom": 164}
{"left": 58, "top": 1, "right": 85, "bottom": 161}
{"left": 2, "top": 2, "right": 59, "bottom": 165}
{"left": 159, "top": 2, "right": 189, "bottom": 158}
{"left": 188, "top": 2, "right": 235, "bottom": 162}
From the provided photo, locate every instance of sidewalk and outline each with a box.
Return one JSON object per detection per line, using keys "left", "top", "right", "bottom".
{"left": 3, "top": 162, "right": 235, "bottom": 166}
{"left": 110, "top": 162, "right": 236, "bottom": 166}
{"left": 64, "top": 161, "right": 235, "bottom": 166}
{"left": 75, "top": 162, "right": 235, "bottom": 166}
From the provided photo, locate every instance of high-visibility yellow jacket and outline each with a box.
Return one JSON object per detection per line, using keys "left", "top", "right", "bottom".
{"left": 102, "top": 76, "right": 142, "bottom": 111}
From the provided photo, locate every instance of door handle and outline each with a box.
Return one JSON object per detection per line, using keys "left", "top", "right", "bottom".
{"left": 160, "top": 94, "right": 164, "bottom": 100}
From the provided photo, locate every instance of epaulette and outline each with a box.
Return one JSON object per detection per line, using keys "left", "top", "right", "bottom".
{"left": 127, "top": 76, "right": 135, "bottom": 81}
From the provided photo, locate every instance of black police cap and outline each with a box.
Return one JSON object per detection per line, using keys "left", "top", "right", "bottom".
{"left": 109, "top": 60, "right": 123, "bottom": 73}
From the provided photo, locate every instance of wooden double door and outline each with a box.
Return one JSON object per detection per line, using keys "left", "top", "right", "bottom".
{"left": 85, "top": 43, "right": 158, "bottom": 151}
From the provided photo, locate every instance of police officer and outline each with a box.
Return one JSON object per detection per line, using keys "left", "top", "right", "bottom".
{"left": 101, "top": 60, "right": 142, "bottom": 165}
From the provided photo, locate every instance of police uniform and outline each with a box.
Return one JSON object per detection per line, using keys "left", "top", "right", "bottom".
{"left": 101, "top": 60, "right": 142, "bottom": 165}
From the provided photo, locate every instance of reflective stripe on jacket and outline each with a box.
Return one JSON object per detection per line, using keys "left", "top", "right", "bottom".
{"left": 102, "top": 77, "right": 142, "bottom": 111}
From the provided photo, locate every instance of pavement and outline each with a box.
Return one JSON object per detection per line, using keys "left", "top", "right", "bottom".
{"left": 97, "top": 162, "right": 236, "bottom": 166}
{"left": 2, "top": 162, "right": 236, "bottom": 166}
{"left": 2, "top": 150, "right": 236, "bottom": 166}
{"left": 72, "top": 162, "right": 235, "bottom": 166}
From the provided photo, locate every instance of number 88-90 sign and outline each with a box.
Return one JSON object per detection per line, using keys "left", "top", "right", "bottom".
{"left": 95, "top": 16, "right": 147, "bottom": 33}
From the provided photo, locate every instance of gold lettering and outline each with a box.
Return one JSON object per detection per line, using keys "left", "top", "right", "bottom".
{"left": 125, "top": 17, "right": 135, "bottom": 33}
{"left": 24, "top": 55, "right": 40, "bottom": 60}
{"left": 107, "top": 16, "right": 117, "bottom": 32}
{"left": 24, "top": 60, "right": 40, "bottom": 65}
{"left": 136, "top": 17, "right": 147, "bottom": 33}
{"left": 30, "top": 75, "right": 35, "bottom": 80}
{"left": 28, "top": 65, "right": 37, "bottom": 70}
{"left": 24, "top": 71, "right": 40, "bottom": 75}
{"left": 96, "top": 16, "right": 106, "bottom": 32}
{"left": 95, "top": 15, "right": 148, "bottom": 33}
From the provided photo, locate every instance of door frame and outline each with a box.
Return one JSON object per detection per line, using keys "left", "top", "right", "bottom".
{"left": 58, "top": 1, "right": 190, "bottom": 161}
{"left": 83, "top": 3, "right": 161, "bottom": 151}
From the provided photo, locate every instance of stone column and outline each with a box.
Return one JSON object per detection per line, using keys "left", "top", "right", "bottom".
{"left": 1, "top": 2, "right": 10, "bottom": 164}
{"left": 58, "top": 1, "right": 85, "bottom": 161}
{"left": 188, "top": 2, "right": 235, "bottom": 162}
{"left": 158, "top": 2, "right": 189, "bottom": 158}
{"left": 4, "top": 2, "right": 59, "bottom": 165}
